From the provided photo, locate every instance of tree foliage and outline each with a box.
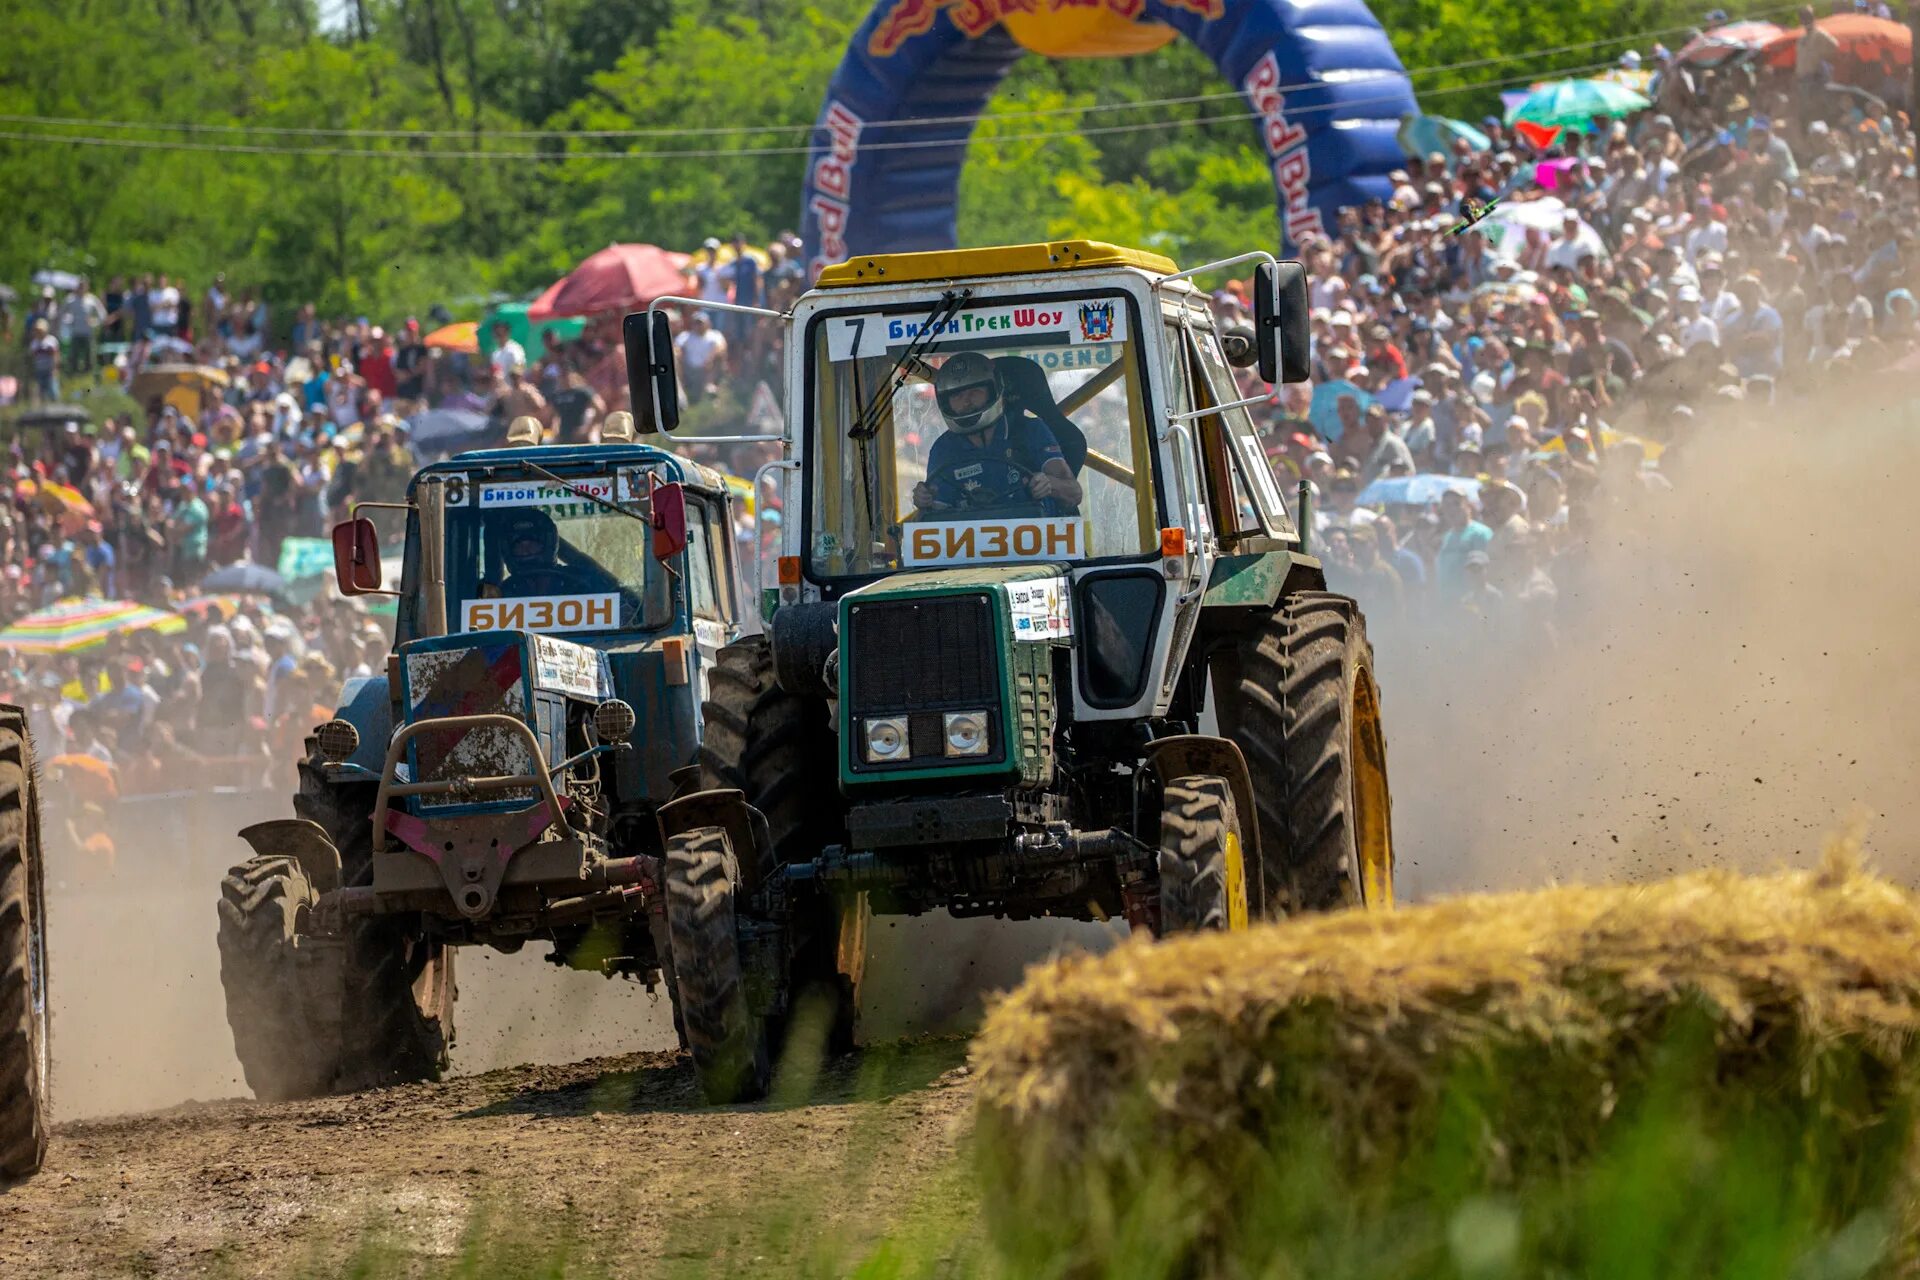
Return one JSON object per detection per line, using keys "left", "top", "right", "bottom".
{"left": 4, "top": 0, "right": 1695, "bottom": 317}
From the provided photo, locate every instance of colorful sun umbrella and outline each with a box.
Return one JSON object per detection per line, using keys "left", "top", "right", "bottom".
{"left": 1505, "top": 78, "right": 1652, "bottom": 129}
{"left": 1397, "top": 113, "right": 1492, "bottom": 161}
{"left": 424, "top": 322, "right": 480, "bottom": 354}
{"left": 0, "top": 598, "right": 184, "bottom": 656}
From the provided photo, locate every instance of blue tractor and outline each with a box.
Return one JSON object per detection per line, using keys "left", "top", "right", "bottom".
{"left": 215, "top": 416, "right": 747, "bottom": 1099}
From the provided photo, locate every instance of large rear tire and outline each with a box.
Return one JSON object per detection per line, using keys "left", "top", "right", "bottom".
{"left": 217, "top": 855, "right": 342, "bottom": 1101}
{"left": 294, "top": 759, "right": 454, "bottom": 1092}
{"left": 695, "top": 638, "right": 858, "bottom": 1052}
{"left": 664, "top": 826, "right": 769, "bottom": 1104}
{"left": 0, "top": 710, "right": 50, "bottom": 1178}
{"left": 1215, "top": 592, "right": 1395, "bottom": 913}
{"left": 1156, "top": 775, "right": 1251, "bottom": 936}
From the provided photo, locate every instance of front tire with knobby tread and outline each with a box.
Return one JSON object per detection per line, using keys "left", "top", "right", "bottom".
{"left": 665, "top": 826, "right": 769, "bottom": 1104}
{"left": 1215, "top": 592, "right": 1395, "bottom": 913}
{"left": 0, "top": 710, "right": 50, "bottom": 1178}
{"left": 694, "top": 637, "right": 858, "bottom": 1053}
{"left": 217, "top": 855, "right": 342, "bottom": 1102}
{"left": 295, "top": 761, "right": 452, "bottom": 1092}
{"left": 1157, "top": 775, "right": 1245, "bottom": 935}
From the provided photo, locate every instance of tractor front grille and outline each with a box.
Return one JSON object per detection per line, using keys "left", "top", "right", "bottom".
{"left": 846, "top": 595, "right": 997, "bottom": 715}
{"left": 845, "top": 593, "right": 1004, "bottom": 774}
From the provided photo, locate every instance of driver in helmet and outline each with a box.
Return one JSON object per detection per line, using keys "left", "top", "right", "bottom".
{"left": 495, "top": 508, "right": 596, "bottom": 597}
{"left": 912, "top": 352, "right": 1083, "bottom": 515}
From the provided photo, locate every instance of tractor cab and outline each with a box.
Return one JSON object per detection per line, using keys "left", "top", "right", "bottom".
{"left": 790, "top": 242, "right": 1301, "bottom": 594}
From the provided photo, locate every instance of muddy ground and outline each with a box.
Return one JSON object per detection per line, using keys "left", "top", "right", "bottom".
{"left": 0, "top": 1040, "right": 982, "bottom": 1278}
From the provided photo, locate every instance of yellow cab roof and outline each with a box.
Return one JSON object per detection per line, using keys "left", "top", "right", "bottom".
{"left": 811, "top": 240, "right": 1178, "bottom": 289}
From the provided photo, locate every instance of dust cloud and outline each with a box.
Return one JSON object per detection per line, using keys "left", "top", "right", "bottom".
{"left": 1378, "top": 394, "right": 1920, "bottom": 898}
{"left": 43, "top": 798, "right": 673, "bottom": 1122}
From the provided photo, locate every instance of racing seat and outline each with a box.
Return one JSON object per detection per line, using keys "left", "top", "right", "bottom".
{"left": 993, "top": 356, "right": 1087, "bottom": 477}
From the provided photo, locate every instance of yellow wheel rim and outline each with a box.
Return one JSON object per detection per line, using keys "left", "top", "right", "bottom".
{"left": 1351, "top": 673, "right": 1395, "bottom": 909}
{"left": 1224, "top": 831, "right": 1250, "bottom": 932}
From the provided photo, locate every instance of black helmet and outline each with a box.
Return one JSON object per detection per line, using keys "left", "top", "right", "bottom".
{"left": 501, "top": 508, "right": 558, "bottom": 574}
{"left": 933, "top": 352, "right": 1004, "bottom": 435}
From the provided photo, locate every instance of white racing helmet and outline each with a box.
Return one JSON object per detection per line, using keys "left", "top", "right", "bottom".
{"left": 933, "top": 351, "right": 1004, "bottom": 435}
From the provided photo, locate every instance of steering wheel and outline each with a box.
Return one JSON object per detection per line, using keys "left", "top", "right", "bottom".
{"left": 501, "top": 565, "right": 596, "bottom": 598}
{"left": 917, "top": 457, "right": 1042, "bottom": 514}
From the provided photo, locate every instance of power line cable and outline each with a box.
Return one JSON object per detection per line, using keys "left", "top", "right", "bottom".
{"left": 0, "top": 53, "right": 1659, "bottom": 163}
{"left": 0, "top": 4, "right": 1795, "bottom": 143}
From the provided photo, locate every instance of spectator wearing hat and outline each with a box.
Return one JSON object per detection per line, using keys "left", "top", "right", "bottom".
{"left": 1403, "top": 390, "right": 1440, "bottom": 467}
{"left": 359, "top": 326, "right": 398, "bottom": 400}
{"left": 26, "top": 318, "right": 60, "bottom": 405}
{"left": 1673, "top": 286, "right": 1720, "bottom": 352}
{"left": 1356, "top": 403, "right": 1414, "bottom": 489}
{"left": 1722, "top": 274, "right": 1785, "bottom": 379}
{"left": 1434, "top": 486, "right": 1492, "bottom": 598}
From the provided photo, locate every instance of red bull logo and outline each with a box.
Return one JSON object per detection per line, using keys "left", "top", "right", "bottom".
{"left": 808, "top": 100, "right": 865, "bottom": 278}
{"left": 1244, "top": 51, "right": 1325, "bottom": 244}
{"left": 869, "top": 0, "right": 1223, "bottom": 58}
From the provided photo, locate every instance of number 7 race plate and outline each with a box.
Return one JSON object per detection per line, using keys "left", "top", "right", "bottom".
{"left": 901, "top": 517, "right": 1087, "bottom": 568}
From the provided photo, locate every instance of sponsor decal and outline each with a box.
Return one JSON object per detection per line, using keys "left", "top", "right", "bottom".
{"left": 827, "top": 298, "right": 1127, "bottom": 360}
{"left": 532, "top": 634, "right": 612, "bottom": 700}
{"left": 478, "top": 478, "right": 617, "bottom": 509}
{"left": 1244, "top": 51, "right": 1325, "bottom": 244}
{"left": 1005, "top": 576, "right": 1072, "bottom": 640}
{"left": 869, "top": 0, "right": 1223, "bottom": 58}
{"left": 902, "top": 517, "right": 1087, "bottom": 567}
{"left": 461, "top": 593, "right": 621, "bottom": 635}
{"left": 809, "top": 100, "right": 865, "bottom": 278}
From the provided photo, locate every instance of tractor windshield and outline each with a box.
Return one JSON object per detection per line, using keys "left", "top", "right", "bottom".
{"left": 804, "top": 289, "right": 1161, "bottom": 579}
{"left": 435, "top": 470, "right": 673, "bottom": 637}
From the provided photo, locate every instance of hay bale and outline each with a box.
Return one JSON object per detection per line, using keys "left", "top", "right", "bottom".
{"left": 972, "top": 850, "right": 1920, "bottom": 1272}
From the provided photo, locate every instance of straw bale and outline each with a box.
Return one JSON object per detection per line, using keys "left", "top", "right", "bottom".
{"left": 972, "top": 848, "right": 1920, "bottom": 1257}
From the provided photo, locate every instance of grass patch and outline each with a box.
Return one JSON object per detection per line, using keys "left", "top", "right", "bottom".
{"left": 971, "top": 844, "right": 1920, "bottom": 1276}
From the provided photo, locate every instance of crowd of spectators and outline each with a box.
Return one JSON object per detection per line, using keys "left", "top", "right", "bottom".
{"left": 1235, "top": 5, "right": 1920, "bottom": 643}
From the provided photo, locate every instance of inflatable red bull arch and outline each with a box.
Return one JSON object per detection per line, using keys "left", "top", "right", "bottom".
{"left": 801, "top": 0, "right": 1418, "bottom": 276}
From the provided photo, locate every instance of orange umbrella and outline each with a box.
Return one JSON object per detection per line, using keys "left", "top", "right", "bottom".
{"left": 424, "top": 322, "right": 480, "bottom": 354}
{"left": 1763, "top": 14, "right": 1911, "bottom": 68}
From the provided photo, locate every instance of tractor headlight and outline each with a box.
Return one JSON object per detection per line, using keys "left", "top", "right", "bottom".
{"left": 863, "top": 717, "right": 908, "bottom": 763}
{"left": 943, "top": 711, "right": 989, "bottom": 758}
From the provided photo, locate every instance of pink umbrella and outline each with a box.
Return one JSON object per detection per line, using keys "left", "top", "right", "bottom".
{"left": 527, "top": 243, "right": 694, "bottom": 320}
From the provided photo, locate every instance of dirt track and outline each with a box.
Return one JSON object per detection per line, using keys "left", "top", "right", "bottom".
{"left": 0, "top": 1040, "right": 981, "bottom": 1278}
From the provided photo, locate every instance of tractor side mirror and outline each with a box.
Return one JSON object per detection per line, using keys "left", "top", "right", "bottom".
{"left": 650, "top": 480, "right": 688, "bottom": 561}
{"left": 623, "top": 310, "right": 680, "bottom": 435}
{"left": 1254, "top": 260, "right": 1312, "bottom": 385}
{"left": 332, "top": 517, "right": 382, "bottom": 595}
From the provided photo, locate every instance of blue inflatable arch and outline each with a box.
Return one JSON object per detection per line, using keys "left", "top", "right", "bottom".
{"left": 800, "top": 0, "right": 1419, "bottom": 276}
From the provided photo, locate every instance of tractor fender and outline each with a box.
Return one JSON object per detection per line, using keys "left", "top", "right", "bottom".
{"left": 657, "top": 789, "right": 774, "bottom": 886}
{"left": 330, "top": 675, "right": 393, "bottom": 775}
{"left": 238, "top": 818, "right": 344, "bottom": 896}
{"left": 1143, "top": 734, "right": 1260, "bottom": 869}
